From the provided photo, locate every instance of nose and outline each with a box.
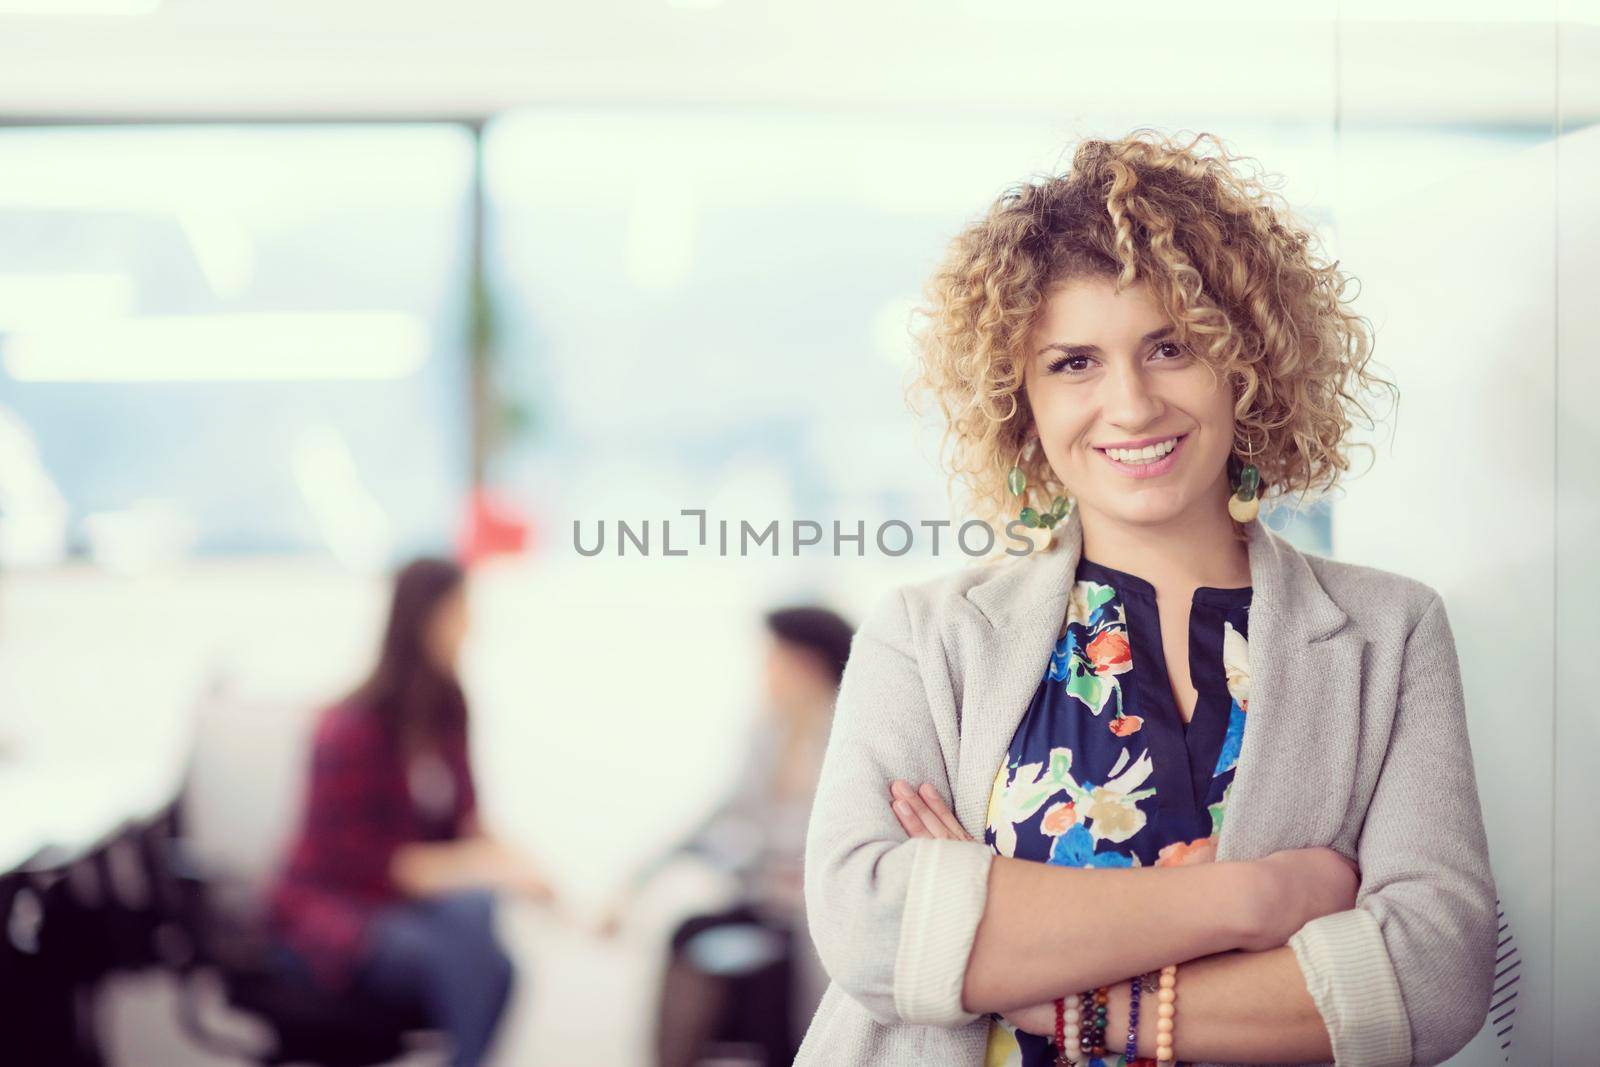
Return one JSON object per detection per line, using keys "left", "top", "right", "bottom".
{"left": 1100, "top": 359, "right": 1163, "bottom": 431}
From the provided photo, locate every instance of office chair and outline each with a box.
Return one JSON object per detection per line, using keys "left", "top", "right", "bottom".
{"left": 136, "top": 798, "right": 438, "bottom": 1067}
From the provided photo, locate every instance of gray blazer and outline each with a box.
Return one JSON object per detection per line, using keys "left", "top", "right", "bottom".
{"left": 798, "top": 505, "right": 1498, "bottom": 1067}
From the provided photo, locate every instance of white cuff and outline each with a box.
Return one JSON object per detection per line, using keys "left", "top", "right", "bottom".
{"left": 1288, "top": 908, "right": 1413, "bottom": 1067}
{"left": 891, "top": 837, "right": 994, "bottom": 1026}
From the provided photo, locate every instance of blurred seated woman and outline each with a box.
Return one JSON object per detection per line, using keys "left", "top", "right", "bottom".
{"left": 267, "top": 557, "right": 555, "bottom": 1067}
{"left": 601, "top": 605, "right": 855, "bottom": 1067}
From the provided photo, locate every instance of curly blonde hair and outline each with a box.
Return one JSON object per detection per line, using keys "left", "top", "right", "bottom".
{"left": 908, "top": 129, "right": 1392, "bottom": 540}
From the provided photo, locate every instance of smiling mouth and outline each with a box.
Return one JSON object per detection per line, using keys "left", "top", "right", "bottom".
{"left": 1094, "top": 435, "right": 1196, "bottom": 476}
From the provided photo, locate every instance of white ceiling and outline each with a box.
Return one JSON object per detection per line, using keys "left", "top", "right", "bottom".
{"left": 0, "top": 0, "right": 1593, "bottom": 126}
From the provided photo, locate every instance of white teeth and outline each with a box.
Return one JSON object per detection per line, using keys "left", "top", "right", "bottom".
{"left": 1104, "top": 437, "right": 1179, "bottom": 464}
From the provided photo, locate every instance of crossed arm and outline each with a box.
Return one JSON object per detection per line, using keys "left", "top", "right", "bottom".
{"left": 889, "top": 780, "right": 1341, "bottom": 1063}
{"left": 805, "top": 589, "right": 1497, "bottom": 1067}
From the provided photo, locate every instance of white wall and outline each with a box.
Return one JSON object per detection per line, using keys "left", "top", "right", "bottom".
{"left": 1552, "top": 118, "right": 1600, "bottom": 1067}
{"left": 1326, "top": 11, "right": 1600, "bottom": 1057}
{"left": 1331, "top": 129, "right": 1554, "bottom": 1065}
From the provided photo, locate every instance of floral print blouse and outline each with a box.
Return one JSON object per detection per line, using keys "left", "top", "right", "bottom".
{"left": 983, "top": 557, "right": 1253, "bottom": 1067}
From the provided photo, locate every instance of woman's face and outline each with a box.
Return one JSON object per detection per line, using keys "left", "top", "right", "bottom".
{"left": 425, "top": 585, "right": 470, "bottom": 676}
{"left": 1022, "top": 275, "right": 1236, "bottom": 532}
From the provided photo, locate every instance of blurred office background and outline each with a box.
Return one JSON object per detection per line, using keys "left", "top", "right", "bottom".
{"left": 0, "top": 2, "right": 1595, "bottom": 1064}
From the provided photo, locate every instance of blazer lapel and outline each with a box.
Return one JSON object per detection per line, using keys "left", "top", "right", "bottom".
{"left": 1214, "top": 517, "right": 1365, "bottom": 860}
{"left": 950, "top": 506, "right": 1365, "bottom": 860}
{"left": 952, "top": 509, "right": 1082, "bottom": 835}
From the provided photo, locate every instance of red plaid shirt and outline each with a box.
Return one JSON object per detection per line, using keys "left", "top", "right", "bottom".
{"left": 267, "top": 701, "right": 476, "bottom": 991}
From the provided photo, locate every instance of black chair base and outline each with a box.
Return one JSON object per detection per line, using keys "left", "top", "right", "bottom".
{"left": 227, "top": 968, "right": 430, "bottom": 1066}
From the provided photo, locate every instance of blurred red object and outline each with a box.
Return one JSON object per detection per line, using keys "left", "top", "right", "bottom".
{"left": 458, "top": 487, "right": 532, "bottom": 566}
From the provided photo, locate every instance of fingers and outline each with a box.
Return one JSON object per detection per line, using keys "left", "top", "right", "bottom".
{"left": 889, "top": 780, "right": 975, "bottom": 842}
{"left": 891, "top": 780, "right": 941, "bottom": 838}
{"left": 916, "top": 782, "right": 975, "bottom": 842}
{"left": 890, "top": 787, "right": 925, "bottom": 837}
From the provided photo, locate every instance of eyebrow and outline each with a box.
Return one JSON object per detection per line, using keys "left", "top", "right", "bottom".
{"left": 1036, "top": 324, "right": 1176, "bottom": 358}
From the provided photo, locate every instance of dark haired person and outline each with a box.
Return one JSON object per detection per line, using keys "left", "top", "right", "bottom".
{"left": 601, "top": 605, "right": 854, "bottom": 1067}
{"left": 267, "top": 557, "right": 555, "bottom": 1067}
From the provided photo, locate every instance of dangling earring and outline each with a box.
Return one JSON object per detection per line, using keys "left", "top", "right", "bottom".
{"left": 1008, "top": 438, "right": 1069, "bottom": 530}
{"left": 1228, "top": 433, "right": 1261, "bottom": 523}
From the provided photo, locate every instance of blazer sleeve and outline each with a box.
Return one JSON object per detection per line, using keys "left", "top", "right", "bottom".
{"left": 802, "top": 585, "right": 995, "bottom": 1028}
{"left": 1288, "top": 593, "right": 1499, "bottom": 1067}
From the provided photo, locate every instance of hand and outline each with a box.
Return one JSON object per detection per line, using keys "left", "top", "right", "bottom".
{"left": 1241, "top": 846, "right": 1360, "bottom": 952}
{"left": 888, "top": 779, "right": 975, "bottom": 842}
{"left": 482, "top": 840, "right": 558, "bottom": 905}
{"left": 511, "top": 862, "right": 558, "bottom": 905}
{"left": 1001, "top": 999, "right": 1060, "bottom": 1038}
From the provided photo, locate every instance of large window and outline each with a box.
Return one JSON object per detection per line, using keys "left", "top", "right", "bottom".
{"left": 482, "top": 109, "right": 1335, "bottom": 577}
{"left": 0, "top": 124, "right": 474, "bottom": 565}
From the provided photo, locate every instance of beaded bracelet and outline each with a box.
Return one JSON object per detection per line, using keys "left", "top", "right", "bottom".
{"left": 1155, "top": 963, "right": 1179, "bottom": 1063}
{"left": 1053, "top": 996, "right": 1081, "bottom": 1065}
{"left": 1056, "top": 975, "right": 1163, "bottom": 1065}
{"left": 1079, "top": 986, "right": 1110, "bottom": 1058}
{"left": 1125, "top": 971, "right": 1145, "bottom": 1063}
{"left": 1078, "top": 989, "right": 1096, "bottom": 1058}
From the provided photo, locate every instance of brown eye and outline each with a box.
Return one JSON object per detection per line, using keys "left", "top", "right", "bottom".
{"left": 1049, "top": 355, "right": 1095, "bottom": 375}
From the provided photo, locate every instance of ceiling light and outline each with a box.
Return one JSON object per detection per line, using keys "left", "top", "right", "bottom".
{"left": 2, "top": 311, "right": 428, "bottom": 383}
{"left": 0, "top": 0, "right": 162, "bottom": 14}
